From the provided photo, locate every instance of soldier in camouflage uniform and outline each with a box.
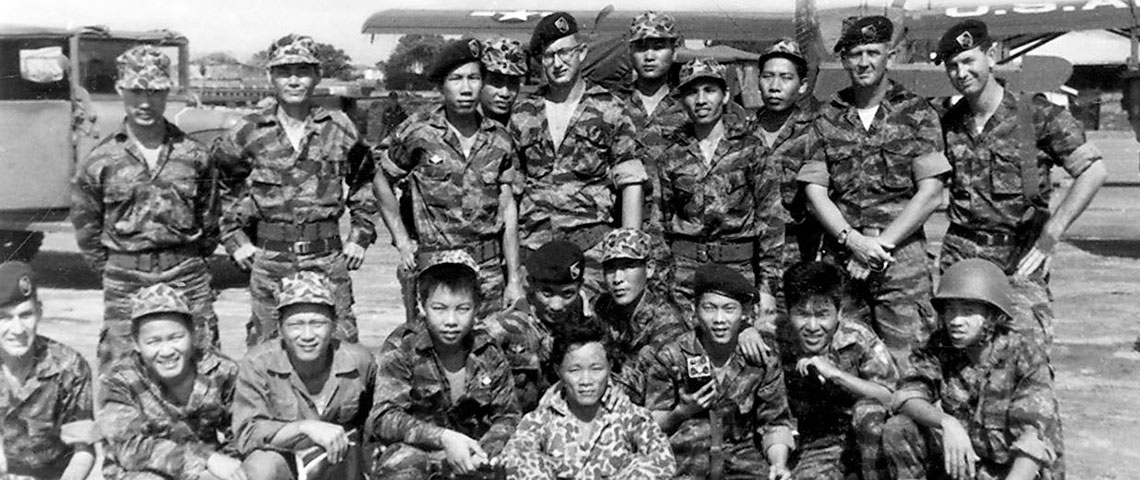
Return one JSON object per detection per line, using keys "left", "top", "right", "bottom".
{"left": 642, "top": 264, "right": 794, "bottom": 480}
{"left": 99, "top": 283, "right": 243, "bottom": 480}
{"left": 213, "top": 34, "right": 376, "bottom": 346}
{"left": 0, "top": 262, "right": 97, "bottom": 480}
{"left": 883, "top": 259, "right": 1065, "bottom": 480}
{"left": 70, "top": 45, "right": 220, "bottom": 369}
{"left": 371, "top": 250, "right": 520, "bottom": 479}
{"left": 934, "top": 20, "right": 1106, "bottom": 349}
{"left": 777, "top": 262, "right": 898, "bottom": 480}
{"left": 232, "top": 272, "right": 377, "bottom": 480}
{"left": 498, "top": 317, "right": 676, "bottom": 480}
{"left": 798, "top": 16, "right": 950, "bottom": 369}
{"left": 481, "top": 241, "right": 589, "bottom": 413}
{"left": 375, "top": 38, "right": 523, "bottom": 323}
{"left": 480, "top": 37, "right": 528, "bottom": 126}
{"left": 512, "top": 12, "right": 648, "bottom": 297}
{"left": 659, "top": 58, "right": 786, "bottom": 323}
{"left": 591, "top": 228, "right": 687, "bottom": 402}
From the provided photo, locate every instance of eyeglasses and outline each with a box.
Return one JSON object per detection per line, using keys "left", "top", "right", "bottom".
{"left": 540, "top": 45, "right": 582, "bottom": 64}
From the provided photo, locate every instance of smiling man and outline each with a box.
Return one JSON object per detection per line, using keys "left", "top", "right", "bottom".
{"left": 0, "top": 261, "right": 96, "bottom": 480}
{"left": 479, "top": 37, "right": 528, "bottom": 126}
{"left": 214, "top": 34, "right": 376, "bottom": 346}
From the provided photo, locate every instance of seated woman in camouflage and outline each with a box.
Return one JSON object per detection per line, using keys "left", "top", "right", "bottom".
{"left": 498, "top": 317, "right": 675, "bottom": 480}
{"left": 883, "top": 259, "right": 1064, "bottom": 480}
{"left": 370, "top": 251, "right": 520, "bottom": 479}
{"left": 98, "top": 283, "right": 242, "bottom": 480}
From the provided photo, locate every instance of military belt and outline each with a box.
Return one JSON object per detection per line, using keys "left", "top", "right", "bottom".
{"left": 108, "top": 245, "right": 201, "bottom": 272}
{"left": 417, "top": 239, "right": 501, "bottom": 266}
{"left": 562, "top": 224, "right": 611, "bottom": 251}
{"left": 258, "top": 236, "right": 342, "bottom": 255}
{"left": 256, "top": 220, "right": 340, "bottom": 242}
{"left": 947, "top": 223, "right": 1018, "bottom": 247}
{"left": 669, "top": 237, "right": 754, "bottom": 263}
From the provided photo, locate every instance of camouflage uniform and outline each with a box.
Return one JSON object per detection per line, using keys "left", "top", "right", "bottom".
{"left": 480, "top": 299, "right": 563, "bottom": 413}
{"left": 379, "top": 105, "right": 521, "bottom": 318}
{"left": 940, "top": 92, "right": 1102, "bottom": 348}
{"left": 641, "top": 330, "right": 795, "bottom": 479}
{"left": 797, "top": 80, "right": 951, "bottom": 365}
{"left": 70, "top": 45, "right": 219, "bottom": 368}
{"left": 756, "top": 96, "right": 824, "bottom": 267}
{"left": 499, "top": 383, "right": 676, "bottom": 480}
{"left": 0, "top": 336, "right": 97, "bottom": 479}
{"left": 370, "top": 323, "right": 520, "bottom": 478}
{"left": 780, "top": 321, "right": 898, "bottom": 480}
{"left": 510, "top": 82, "right": 648, "bottom": 297}
{"left": 883, "top": 329, "right": 1065, "bottom": 479}
{"left": 213, "top": 35, "right": 376, "bottom": 346}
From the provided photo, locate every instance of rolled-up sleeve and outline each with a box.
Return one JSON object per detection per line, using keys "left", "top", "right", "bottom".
{"left": 58, "top": 355, "right": 97, "bottom": 445}
{"left": 754, "top": 351, "right": 796, "bottom": 451}
{"left": 1008, "top": 342, "right": 1061, "bottom": 465}
{"left": 368, "top": 350, "right": 446, "bottom": 450}
{"left": 796, "top": 125, "right": 830, "bottom": 187}
{"left": 98, "top": 374, "right": 212, "bottom": 477}
{"left": 610, "top": 107, "right": 649, "bottom": 187}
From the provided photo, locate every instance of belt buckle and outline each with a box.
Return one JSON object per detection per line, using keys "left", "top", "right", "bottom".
{"left": 291, "top": 240, "right": 314, "bottom": 255}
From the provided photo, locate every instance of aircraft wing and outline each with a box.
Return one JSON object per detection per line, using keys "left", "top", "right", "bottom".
{"left": 900, "top": 1, "right": 1140, "bottom": 42}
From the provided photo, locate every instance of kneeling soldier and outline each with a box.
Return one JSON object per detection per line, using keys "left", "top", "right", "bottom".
{"left": 232, "top": 272, "right": 377, "bottom": 480}
{"left": 642, "top": 264, "right": 794, "bottom": 480}
{"left": 371, "top": 251, "right": 520, "bottom": 479}
{"left": 884, "top": 259, "right": 1064, "bottom": 480}
{"left": 99, "top": 283, "right": 242, "bottom": 480}
{"left": 779, "top": 262, "right": 897, "bottom": 480}
{"left": 0, "top": 262, "right": 97, "bottom": 480}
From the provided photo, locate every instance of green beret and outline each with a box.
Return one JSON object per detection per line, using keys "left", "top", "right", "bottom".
{"left": 834, "top": 15, "right": 893, "bottom": 53}
{"left": 0, "top": 261, "right": 36, "bottom": 308}
{"left": 530, "top": 12, "right": 578, "bottom": 55}
{"left": 694, "top": 263, "right": 754, "bottom": 304}
{"left": 526, "top": 240, "right": 585, "bottom": 284}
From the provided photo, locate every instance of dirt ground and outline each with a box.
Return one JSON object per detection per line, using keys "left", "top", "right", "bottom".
{"left": 26, "top": 131, "right": 1140, "bottom": 480}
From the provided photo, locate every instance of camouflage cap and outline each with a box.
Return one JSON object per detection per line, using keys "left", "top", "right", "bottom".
{"left": 934, "top": 19, "right": 991, "bottom": 65}
{"left": 0, "top": 261, "right": 36, "bottom": 308}
{"left": 277, "top": 271, "right": 335, "bottom": 310}
{"left": 481, "top": 37, "right": 528, "bottom": 76}
{"left": 629, "top": 11, "right": 680, "bottom": 42}
{"left": 676, "top": 57, "right": 727, "bottom": 93}
{"left": 418, "top": 249, "right": 480, "bottom": 276}
{"left": 267, "top": 33, "right": 320, "bottom": 68}
{"left": 834, "top": 15, "right": 894, "bottom": 53}
{"left": 758, "top": 37, "right": 807, "bottom": 69}
{"left": 130, "top": 283, "right": 191, "bottom": 321}
{"left": 116, "top": 45, "right": 173, "bottom": 90}
{"left": 601, "top": 228, "right": 652, "bottom": 263}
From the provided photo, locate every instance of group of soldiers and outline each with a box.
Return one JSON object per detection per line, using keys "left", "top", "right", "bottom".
{"left": 0, "top": 7, "right": 1106, "bottom": 480}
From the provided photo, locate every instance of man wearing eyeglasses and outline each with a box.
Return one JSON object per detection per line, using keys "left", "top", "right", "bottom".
{"left": 511, "top": 12, "right": 648, "bottom": 298}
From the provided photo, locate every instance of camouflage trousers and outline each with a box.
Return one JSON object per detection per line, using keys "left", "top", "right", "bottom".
{"left": 101, "top": 256, "right": 219, "bottom": 371}
{"left": 791, "top": 402, "right": 890, "bottom": 480}
{"left": 242, "top": 447, "right": 367, "bottom": 480}
{"left": 371, "top": 443, "right": 444, "bottom": 480}
{"left": 398, "top": 254, "right": 507, "bottom": 324}
{"left": 824, "top": 235, "right": 936, "bottom": 371}
{"left": 672, "top": 437, "right": 771, "bottom": 480}
{"left": 881, "top": 414, "right": 1064, "bottom": 480}
{"left": 248, "top": 249, "right": 357, "bottom": 346}
{"left": 939, "top": 230, "right": 1054, "bottom": 350}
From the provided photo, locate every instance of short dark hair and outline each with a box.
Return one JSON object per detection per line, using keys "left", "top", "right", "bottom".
{"left": 783, "top": 261, "right": 846, "bottom": 309}
{"left": 550, "top": 316, "right": 611, "bottom": 367}
{"left": 417, "top": 263, "right": 481, "bottom": 306}
{"left": 761, "top": 56, "right": 808, "bottom": 81}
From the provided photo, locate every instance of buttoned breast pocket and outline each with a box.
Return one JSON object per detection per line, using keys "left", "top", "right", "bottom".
{"left": 719, "top": 168, "right": 751, "bottom": 215}
{"left": 569, "top": 125, "right": 608, "bottom": 179}
{"left": 668, "top": 172, "right": 701, "bottom": 217}
{"left": 248, "top": 167, "right": 284, "bottom": 198}
{"left": 103, "top": 182, "right": 135, "bottom": 205}
{"left": 990, "top": 151, "right": 1025, "bottom": 196}
{"left": 880, "top": 145, "right": 915, "bottom": 191}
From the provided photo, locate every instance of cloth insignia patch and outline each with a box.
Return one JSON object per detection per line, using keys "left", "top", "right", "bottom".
{"left": 956, "top": 31, "right": 974, "bottom": 49}
{"left": 17, "top": 276, "right": 32, "bottom": 297}
{"left": 555, "top": 16, "right": 570, "bottom": 34}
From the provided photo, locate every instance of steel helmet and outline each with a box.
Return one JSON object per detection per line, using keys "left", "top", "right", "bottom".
{"left": 934, "top": 258, "right": 1014, "bottom": 320}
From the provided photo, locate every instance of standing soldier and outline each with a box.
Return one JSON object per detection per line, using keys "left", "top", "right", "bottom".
{"left": 934, "top": 20, "right": 1106, "bottom": 349}
{"left": 512, "top": 12, "right": 648, "bottom": 297}
{"left": 71, "top": 45, "right": 220, "bottom": 367}
{"left": 0, "top": 261, "right": 97, "bottom": 480}
{"left": 797, "top": 16, "right": 950, "bottom": 367}
{"left": 658, "top": 58, "right": 785, "bottom": 322}
{"left": 479, "top": 37, "right": 528, "bottom": 126}
{"left": 374, "top": 38, "right": 523, "bottom": 321}
{"left": 214, "top": 34, "right": 376, "bottom": 345}
{"left": 883, "top": 259, "right": 1064, "bottom": 480}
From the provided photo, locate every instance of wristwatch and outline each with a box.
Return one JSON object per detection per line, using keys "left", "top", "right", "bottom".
{"left": 837, "top": 227, "right": 852, "bottom": 246}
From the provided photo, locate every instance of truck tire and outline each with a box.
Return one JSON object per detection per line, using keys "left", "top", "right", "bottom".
{"left": 0, "top": 230, "right": 44, "bottom": 263}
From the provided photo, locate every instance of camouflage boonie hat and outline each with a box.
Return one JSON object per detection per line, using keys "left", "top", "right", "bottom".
{"left": 267, "top": 33, "right": 320, "bottom": 68}
{"left": 629, "top": 11, "right": 680, "bottom": 42}
{"left": 758, "top": 37, "right": 807, "bottom": 68}
{"left": 601, "top": 228, "right": 652, "bottom": 263}
{"left": 481, "top": 37, "right": 528, "bottom": 76}
{"left": 277, "top": 271, "right": 335, "bottom": 310}
{"left": 677, "top": 57, "right": 727, "bottom": 93}
{"left": 130, "top": 283, "right": 191, "bottom": 321}
{"left": 116, "top": 45, "right": 173, "bottom": 90}
{"left": 418, "top": 249, "right": 480, "bottom": 276}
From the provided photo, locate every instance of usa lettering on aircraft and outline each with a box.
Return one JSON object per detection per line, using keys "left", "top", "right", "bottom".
{"left": 946, "top": 0, "right": 1140, "bottom": 17}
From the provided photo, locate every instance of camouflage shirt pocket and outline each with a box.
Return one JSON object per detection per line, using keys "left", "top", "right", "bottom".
{"left": 880, "top": 145, "right": 915, "bottom": 191}
{"left": 990, "top": 151, "right": 1023, "bottom": 196}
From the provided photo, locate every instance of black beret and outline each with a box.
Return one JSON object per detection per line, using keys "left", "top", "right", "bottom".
{"left": 427, "top": 37, "right": 483, "bottom": 83}
{"left": 530, "top": 12, "right": 578, "bottom": 55}
{"left": 526, "top": 240, "right": 585, "bottom": 284}
{"left": 693, "top": 263, "right": 754, "bottom": 304}
{"left": 934, "top": 19, "right": 991, "bottom": 65}
{"left": 0, "top": 261, "right": 36, "bottom": 308}
{"left": 834, "top": 15, "right": 893, "bottom": 53}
